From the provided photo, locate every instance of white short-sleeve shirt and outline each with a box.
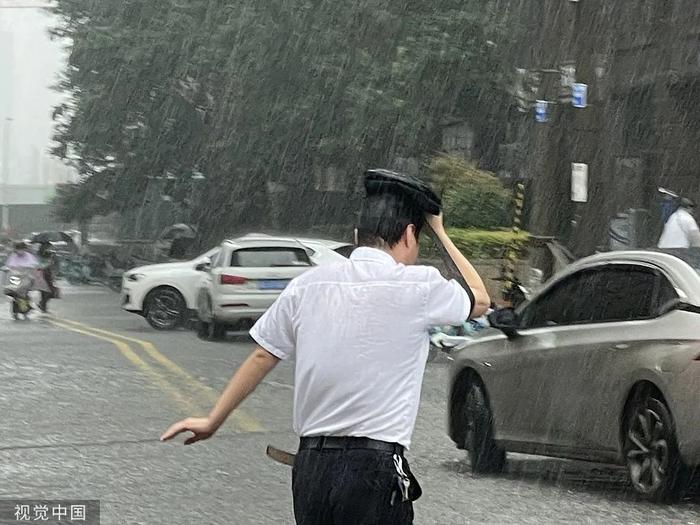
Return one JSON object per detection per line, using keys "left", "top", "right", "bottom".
{"left": 249, "top": 246, "right": 472, "bottom": 449}
{"left": 659, "top": 209, "right": 700, "bottom": 249}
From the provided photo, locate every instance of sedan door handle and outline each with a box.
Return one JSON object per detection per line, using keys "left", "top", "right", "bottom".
{"left": 612, "top": 343, "right": 630, "bottom": 350}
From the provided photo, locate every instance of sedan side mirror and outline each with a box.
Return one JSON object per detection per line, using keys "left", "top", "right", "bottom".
{"left": 195, "top": 258, "right": 212, "bottom": 272}
{"left": 488, "top": 308, "right": 520, "bottom": 338}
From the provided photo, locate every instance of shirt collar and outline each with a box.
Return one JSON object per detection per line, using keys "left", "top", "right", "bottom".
{"left": 350, "top": 246, "right": 398, "bottom": 265}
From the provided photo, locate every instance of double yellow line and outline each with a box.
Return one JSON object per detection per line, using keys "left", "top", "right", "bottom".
{"left": 49, "top": 317, "right": 264, "bottom": 433}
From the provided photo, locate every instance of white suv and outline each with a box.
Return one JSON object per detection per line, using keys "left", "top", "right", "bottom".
{"left": 121, "top": 248, "right": 220, "bottom": 330}
{"left": 196, "top": 236, "right": 317, "bottom": 339}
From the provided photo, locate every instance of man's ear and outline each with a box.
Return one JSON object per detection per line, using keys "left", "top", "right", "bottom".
{"left": 403, "top": 224, "right": 416, "bottom": 247}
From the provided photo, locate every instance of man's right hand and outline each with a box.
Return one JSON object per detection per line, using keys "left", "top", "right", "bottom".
{"left": 160, "top": 416, "right": 217, "bottom": 445}
{"left": 426, "top": 213, "right": 445, "bottom": 235}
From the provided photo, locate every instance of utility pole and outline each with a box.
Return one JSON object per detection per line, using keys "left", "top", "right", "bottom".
{"left": 526, "top": 0, "right": 578, "bottom": 272}
{"left": 567, "top": 0, "right": 607, "bottom": 255}
{"left": 526, "top": 0, "right": 609, "bottom": 261}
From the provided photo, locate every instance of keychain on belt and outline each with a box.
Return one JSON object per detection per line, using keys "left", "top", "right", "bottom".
{"left": 390, "top": 454, "right": 411, "bottom": 506}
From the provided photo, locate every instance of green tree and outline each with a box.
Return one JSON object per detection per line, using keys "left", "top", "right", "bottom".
{"left": 49, "top": 0, "right": 506, "bottom": 244}
{"left": 429, "top": 154, "right": 509, "bottom": 229}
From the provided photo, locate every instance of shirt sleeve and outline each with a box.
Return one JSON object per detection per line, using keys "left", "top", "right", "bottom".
{"left": 249, "top": 285, "right": 297, "bottom": 360}
{"left": 680, "top": 212, "right": 700, "bottom": 235}
{"left": 424, "top": 267, "right": 472, "bottom": 328}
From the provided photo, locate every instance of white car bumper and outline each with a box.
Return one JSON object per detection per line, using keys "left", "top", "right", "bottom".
{"left": 212, "top": 294, "right": 278, "bottom": 323}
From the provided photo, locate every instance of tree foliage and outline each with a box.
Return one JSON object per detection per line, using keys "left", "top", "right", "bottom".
{"left": 429, "top": 154, "right": 509, "bottom": 229}
{"left": 49, "top": 0, "right": 505, "bottom": 244}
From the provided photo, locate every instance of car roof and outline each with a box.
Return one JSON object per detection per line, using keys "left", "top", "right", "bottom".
{"left": 295, "top": 237, "right": 352, "bottom": 249}
{"left": 223, "top": 236, "right": 308, "bottom": 250}
{"left": 226, "top": 234, "right": 351, "bottom": 249}
{"left": 547, "top": 249, "right": 700, "bottom": 306}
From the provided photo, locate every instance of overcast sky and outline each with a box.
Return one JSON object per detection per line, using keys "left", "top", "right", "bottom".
{"left": 0, "top": 1, "right": 72, "bottom": 184}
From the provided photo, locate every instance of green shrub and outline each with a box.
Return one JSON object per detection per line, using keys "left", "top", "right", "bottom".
{"left": 428, "top": 155, "right": 510, "bottom": 230}
{"left": 421, "top": 228, "right": 529, "bottom": 260}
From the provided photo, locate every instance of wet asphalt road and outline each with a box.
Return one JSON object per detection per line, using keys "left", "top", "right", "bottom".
{"left": 1, "top": 285, "right": 699, "bottom": 524}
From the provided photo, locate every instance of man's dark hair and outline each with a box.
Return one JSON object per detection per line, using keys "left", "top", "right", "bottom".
{"left": 357, "top": 192, "right": 425, "bottom": 248}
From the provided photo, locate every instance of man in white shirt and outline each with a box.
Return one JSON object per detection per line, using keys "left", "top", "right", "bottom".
{"left": 658, "top": 198, "right": 700, "bottom": 249}
{"left": 161, "top": 171, "right": 490, "bottom": 524}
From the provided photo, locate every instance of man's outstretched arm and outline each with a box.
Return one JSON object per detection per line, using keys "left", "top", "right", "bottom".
{"left": 160, "top": 346, "right": 280, "bottom": 444}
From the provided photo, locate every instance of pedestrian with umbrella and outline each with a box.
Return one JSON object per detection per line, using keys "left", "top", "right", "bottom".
{"left": 161, "top": 169, "right": 490, "bottom": 524}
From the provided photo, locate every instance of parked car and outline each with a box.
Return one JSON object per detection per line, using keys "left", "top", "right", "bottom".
{"left": 121, "top": 248, "right": 220, "bottom": 330}
{"left": 296, "top": 238, "right": 354, "bottom": 263}
{"left": 122, "top": 236, "right": 350, "bottom": 332}
{"left": 196, "top": 236, "right": 318, "bottom": 340}
{"left": 447, "top": 249, "right": 700, "bottom": 502}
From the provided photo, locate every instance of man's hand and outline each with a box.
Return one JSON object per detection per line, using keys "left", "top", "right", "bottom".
{"left": 426, "top": 213, "right": 445, "bottom": 235}
{"left": 160, "top": 417, "right": 217, "bottom": 445}
{"left": 160, "top": 346, "right": 279, "bottom": 447}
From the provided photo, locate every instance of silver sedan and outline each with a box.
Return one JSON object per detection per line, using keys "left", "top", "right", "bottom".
{"left": 447, "top": 249, "right": 700, "bottom": 502}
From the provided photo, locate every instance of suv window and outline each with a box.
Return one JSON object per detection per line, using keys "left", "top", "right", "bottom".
{"left": 211, "top": 249, "right": 224, "bottom": 268}
{"left": 335, "top": 245, "right": 355, "bottom": 258}
{"left": 231, "top": 247, "right": 311, "bottom": 267}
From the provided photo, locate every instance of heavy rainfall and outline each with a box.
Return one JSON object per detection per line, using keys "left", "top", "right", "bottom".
{"left": 0, "top": 0, "right": 699, "bottom": 523}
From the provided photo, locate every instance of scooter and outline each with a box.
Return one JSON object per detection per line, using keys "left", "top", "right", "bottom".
{"left": 62, "top": 254, "right": 123, "bottom": 292}
{"left": 2, "top": 267, "right": 35, "bottom": 320}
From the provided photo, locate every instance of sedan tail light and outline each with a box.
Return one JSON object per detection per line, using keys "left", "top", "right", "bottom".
{"left": 220, "top": 274, "right": 247, "bottom": 285}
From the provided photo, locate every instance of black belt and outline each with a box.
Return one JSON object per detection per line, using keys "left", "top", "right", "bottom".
{"left": 299, "top": 436, "right": 404, "bottom": 456}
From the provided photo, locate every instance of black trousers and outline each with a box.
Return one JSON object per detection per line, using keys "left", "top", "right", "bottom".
{"left": 292, "top": 447, "right": 415, "bottom": 525}
{"left": 39, "top": 291, "right": 52, "bottom": 312}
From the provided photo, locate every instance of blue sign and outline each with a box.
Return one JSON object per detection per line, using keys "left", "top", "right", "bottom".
{"left": 535, "top": 100, "right": 549, "bottom": 123}
{"left": 572, "top": 83, "right": 588, "bottom": 108}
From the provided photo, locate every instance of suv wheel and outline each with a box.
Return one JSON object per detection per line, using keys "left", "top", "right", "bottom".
{"left": 464, "top": 381, "right": 506, "bottom": 474}
{"left": 144, "top": 288, "right": 185, "bottom": 330}
{"left": 197, "top": 320, "right": 226, "bottom": 341}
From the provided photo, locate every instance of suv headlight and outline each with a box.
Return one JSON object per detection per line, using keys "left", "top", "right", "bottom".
{"left": 126, "top": 273, "right": 145, "bottom": 282}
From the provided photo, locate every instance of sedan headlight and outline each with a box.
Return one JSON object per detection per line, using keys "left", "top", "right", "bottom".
{"left": 126, "top": 273, "right": 145, "bottom": 282}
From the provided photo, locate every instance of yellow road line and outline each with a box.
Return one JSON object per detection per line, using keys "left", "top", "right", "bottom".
{"left": 53, "top": 317, "right": 265, "bottom": 432}
{"left": 49, "top": 320, "right": 199, "bottom": 414}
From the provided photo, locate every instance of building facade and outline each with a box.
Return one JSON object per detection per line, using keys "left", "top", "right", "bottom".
{"left": 496, "top": 0, "right": 700, "bottom": 255}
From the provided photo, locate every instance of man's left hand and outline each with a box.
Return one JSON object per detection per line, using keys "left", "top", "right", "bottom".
{"left": 160, "top": 417, "right": 216, "bottom": 445}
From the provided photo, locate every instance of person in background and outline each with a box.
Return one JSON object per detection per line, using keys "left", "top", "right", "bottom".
{"left": 37, "top": 241, "right": 59, "bottom": 313}
{"left": 4, "top": 242, "right": 40, "bottom": 317}
{"left": 5, "top": 241, "right": 39, "bottom": 269}
{"left": 658, "top": 197, "right": 700, "bottom": 249}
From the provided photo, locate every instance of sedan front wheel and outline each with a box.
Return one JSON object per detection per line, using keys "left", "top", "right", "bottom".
{"left": 464, "top": 381, "right": 506, "bottom": 474}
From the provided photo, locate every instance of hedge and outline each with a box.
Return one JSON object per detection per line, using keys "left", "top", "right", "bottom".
{"left": 428, "top": 155, "right": 511, "bottom": 230}
{"left": 422, "top": 228, "right": 529, "bottom": 260}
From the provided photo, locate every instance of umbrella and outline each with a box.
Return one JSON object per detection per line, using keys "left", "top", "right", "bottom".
{"left": 31, "top": 232, "right": 74, "bottom": 244}
{"left": 160, "top": 223, "right": 197, "bottom": 240}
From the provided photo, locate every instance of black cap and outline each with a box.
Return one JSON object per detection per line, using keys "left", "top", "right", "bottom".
{"left": 363, "top": 168, "right": 441, "bottom": 215}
